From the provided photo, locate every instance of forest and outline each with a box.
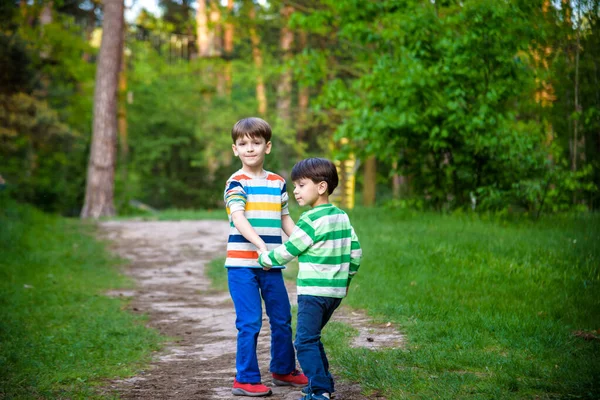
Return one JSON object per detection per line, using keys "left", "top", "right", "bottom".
{"left": 1, "top": 0, "right": 599, "bottom": 216}
{"left": 2, "top": 2, "right": 600, "bottom": 398}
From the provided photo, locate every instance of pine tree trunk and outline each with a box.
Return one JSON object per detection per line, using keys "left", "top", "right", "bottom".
{"left": 297, "top": 30, "right": 309, "bottom": 142}
{"left": 118, "top": 21, "right": 128, "bottom": 198}
{"left": 196, "top": 0, "right": 210, "bottom": 57}
{"left": 210, "top": 2, "right": 225, "bottom": 95}
{"left": 249, "top": 5, "right": 267, "bottom": 116}
{"left": 81, "top": 0, "right": 124, "bottom": 218}
{"left": 223, "top": 0, "right": 234, "bottom": 95}
{"left": 392, "top": 160, "right": 400, "bottom": 199}
{"left": 363, "top": 156, "right": 376, "bottom": 206}
{"left": 572, "top": 11, "right": 580, "bottom": 172}
{"left": 276, "top": 5, "right": 294, "bottom": 126}
{"left": 209, "top": 1, "right": 222, "bottom": 57}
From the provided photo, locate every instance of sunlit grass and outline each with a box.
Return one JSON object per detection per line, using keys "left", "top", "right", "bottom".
{"left": 0, "top": 197, "right": 163, "bottom": 398}
{"left": 193, "top": 206, "right": 600, "bottom": 398}
{"left": 330, "top": 208, "right": 600, "bottom": 399}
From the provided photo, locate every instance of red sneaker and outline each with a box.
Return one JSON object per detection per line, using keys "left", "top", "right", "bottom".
{"left": 272, "top": 369, "right": 308, "bottom": 387}
{"left": 232, "top": 378, "right": 272, "bottom": 397}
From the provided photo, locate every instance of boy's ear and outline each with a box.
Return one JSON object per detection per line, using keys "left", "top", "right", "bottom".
{"left": 232, "top": 143, "right": 239, "bottom": 156}
{"left": 318, "top": 181, "right": 328, "bottom": 195}
{"left": 265, "top": 141, "right": 272, "bottom": 154}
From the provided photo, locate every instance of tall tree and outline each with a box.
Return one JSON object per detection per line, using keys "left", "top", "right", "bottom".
{"left": 81, "top": 0, "right": 125, "bottom": 218}
{"left": 296, "top": 29, "right": 309, "bottom": 143}
{"left": 223, "top": 0, "right": 234, "bottom": 95}
{"left": 248, "top": 2, "right": 267, "bottom": 115}
{"left": 363, "top": 156, "right": 376, "bottom": 206}
{"left": 276, "top": 5, "right": 294, "bottom": 126}
{"left": 209, "top": 1, "right": 222, "bottom": 56}
{"left": 196, "top": 0, "right": 210, "bottom": 56}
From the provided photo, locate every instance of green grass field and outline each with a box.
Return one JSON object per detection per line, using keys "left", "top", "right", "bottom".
{"left": 3, "top": 199, "right": 598, "bottom": 399}
{"left": 0, "top": 197, "right": 163, "bottom": 399}
{"left": 328, "top": 209, "right": 600, "bottom": 399}
{"left": 207, "top": 207, "right": 600, "bottom": 399}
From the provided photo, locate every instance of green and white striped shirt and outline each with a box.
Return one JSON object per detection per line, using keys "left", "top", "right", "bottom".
{"left": 258, "top": 203, "right": 362, "bottom": 298}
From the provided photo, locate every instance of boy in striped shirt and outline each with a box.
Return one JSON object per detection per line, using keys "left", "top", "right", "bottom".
{"left": 258, "top": 158, "right": 362, "bottom": 400}
{"left": 224, "top": 117, "right": 307, "bottom": 397}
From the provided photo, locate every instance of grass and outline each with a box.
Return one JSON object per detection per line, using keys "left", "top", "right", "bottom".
{"left": 324, "top": 208, "right": 600, "bottom": 399}
{"left": 127, "top": 203, "right": 600, "bottom": 398}
{"left": 0, "top": 196, "right": 163, "bottom": 399}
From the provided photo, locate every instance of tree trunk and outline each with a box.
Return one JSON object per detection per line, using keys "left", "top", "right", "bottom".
{"left": 249, "top": 4, "right": 267, "bottom": 116}
{"left": 572, "top": 0, "right": 582, "bottom": 173}
{"left": 210, "top": 1, "right": 225, "bottom": 95}
{"left": 223, "top": 0, "right": 234, "bottom": 95}
{"left": 297, "top": 30, "right": 309, "bottom": 142}
{"left": 118, "top": 21, "right": 129, "bottom": 198}
{"left": 81, "top": 0, "right": 124, "bottom": 219}
{"left": 209, "top": 1, "right": 222, "bottom": 57}
{"left": 392, "top": 160, "right": 400, "bottom": 199}
{"left": 363, "top": 156, "right": 376, "bottom": 207}
{"left": 276, "top": 5, "right": 294, "bottom": 127}
{"left": 39, "top": 1, "right": 52, "bottom": 26}
{"left": 196, "top": 0, "right": 210, "bottom": 57}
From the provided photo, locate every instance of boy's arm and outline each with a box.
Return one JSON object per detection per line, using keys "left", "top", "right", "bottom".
{"left": 225, "top": 179, "right": 267, "bottom": 252}
{"left": 348, "top": 226, "right": 362, "bottom": 285}
{"left": 258, "top": 216, "right": 315, "bottom": 269}
{"left": 281, "top": 214, "right": 295, "bottom": 237}
{"left": 231, "top": 211, "right": 268, "bottom": 252}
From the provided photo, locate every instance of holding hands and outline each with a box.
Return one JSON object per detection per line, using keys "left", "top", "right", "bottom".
{"left": 257, "top": 247, "right": 271, "bottom": 271}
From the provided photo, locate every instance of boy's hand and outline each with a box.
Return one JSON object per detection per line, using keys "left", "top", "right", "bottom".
{"left": 257, "top": 249, "right": 272, "bottom": 271}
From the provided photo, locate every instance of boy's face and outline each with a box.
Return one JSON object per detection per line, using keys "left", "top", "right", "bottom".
{"left": 232, "top": 135, "right": 271, "bottom": 169}
{"left": 293, "top": 178, "right": 327, "bottom": 207}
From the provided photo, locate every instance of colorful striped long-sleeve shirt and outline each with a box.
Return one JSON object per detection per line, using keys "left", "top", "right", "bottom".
{"left": 258, "top": 203, "right": 362, "bottom": 298}
{"left": 224, "top": 169, "right": 289, "bottom": 269}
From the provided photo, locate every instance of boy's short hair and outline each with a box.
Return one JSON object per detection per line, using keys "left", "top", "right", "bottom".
{"left": 291, "top": 158, "right": 339, "bottom": 195}
{"left": 231, "top": 117, "right": 272, "bottom": 143}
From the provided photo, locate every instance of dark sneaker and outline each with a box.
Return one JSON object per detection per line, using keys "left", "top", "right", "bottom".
{"left": 302, "top": 387, "right": 336, "bottom": 398}
{"left": 299, "top": 393, "right": 330, "bottom": 400}
{"left": 272, "top": 369, "right": 308, "bottom": 387}
{"left": 232, "top": 378, "right": 272, "bottom": 397}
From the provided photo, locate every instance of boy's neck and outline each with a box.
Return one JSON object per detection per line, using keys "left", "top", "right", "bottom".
{"left": 310, "top": 195, "right": 330, "bottom": 208}
{"left": 241, "top": 164, "right": 265, "bottom": 177}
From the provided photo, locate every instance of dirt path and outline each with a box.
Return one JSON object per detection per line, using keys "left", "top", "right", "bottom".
{"left": 99, "top": 220, "right": 402, "bottom": 400}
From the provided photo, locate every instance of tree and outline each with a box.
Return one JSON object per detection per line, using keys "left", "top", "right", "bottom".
{"left": 196, "top": 0, "right": 210, "bottom": 56}
{"left": 248, "top": 1, "right": 267, "bottom": 115}
{"left": 81, "top": 0, "right": 125, "bottom": 218}
{"left": 276, "top": 4, "right": 294, "bottom": 127}
{"left": 223, "top": 0, "right": 234, "bottom": 95}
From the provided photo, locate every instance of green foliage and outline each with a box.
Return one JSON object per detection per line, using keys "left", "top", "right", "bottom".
{"left": 294, "top": 0, "right": 599, "bottom": 212}
{"left": 0, "top": 32, "right": 36, "bottom": 94}
{"left": 123, "top": 34, "right": 300, "bottom": 210}
{"left": 0, "top": 8, "right": 95, "bottom": 215}
{"left": 0, "top": 93, "right": 85, "bottom": 214}
{"left": 546, "top": 1, "right": 600, "bottom": 208}
{"left": 0, "top": 195, "right": 163, "bottom": 398}
{"left": 3, "top": 0, "right": 599, "bottom": 214}
{"left": 331, "top": 208, "right": 600, "bottom": 398}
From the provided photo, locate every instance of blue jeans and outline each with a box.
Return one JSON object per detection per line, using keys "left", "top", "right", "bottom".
{"left": 295, "top": 295, "right": 343, "bottom": 395}
{"left": 227, "top": 267, "right": 295, "bottom": 383}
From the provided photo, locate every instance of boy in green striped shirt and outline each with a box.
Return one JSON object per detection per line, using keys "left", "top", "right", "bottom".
{"left": 258, "top": 158, "right": 362, "bottom": 400}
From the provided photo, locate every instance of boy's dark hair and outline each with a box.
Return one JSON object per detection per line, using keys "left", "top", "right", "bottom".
{"left": 291, "top": 158, "right": 339, "bottom": 195}
{"left": 231, "top": 117, "right": 272, "bottom": 143}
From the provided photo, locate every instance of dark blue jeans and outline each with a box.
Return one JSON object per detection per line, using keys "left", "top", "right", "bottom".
{"left": 295, "top": 295, "right": 343, "bottom": 395}
{"left": 227, "top": 267, "right": 295, "bottom": 383}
